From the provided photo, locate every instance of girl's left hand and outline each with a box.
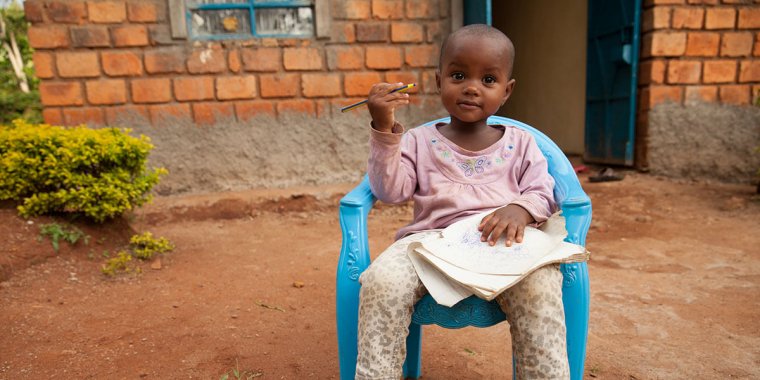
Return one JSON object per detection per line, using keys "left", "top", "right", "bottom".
{"left": 478, "top": 204, "right": 535, "bottom": 247}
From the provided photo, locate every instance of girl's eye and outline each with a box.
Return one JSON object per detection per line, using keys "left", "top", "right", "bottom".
{"left": 483, "top": 76, "right": 496, "bottom": 84}
{"left": 451, "top": 73, "right": 464, "bottom": 80}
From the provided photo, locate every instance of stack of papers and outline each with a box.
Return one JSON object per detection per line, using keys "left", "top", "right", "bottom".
{"left": 407, "top": 211, "right": 589, "bottom": 307}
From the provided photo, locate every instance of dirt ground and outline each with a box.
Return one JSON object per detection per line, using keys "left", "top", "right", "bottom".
{"left": 1, "top": 170, "right": 759, "bottom": 379}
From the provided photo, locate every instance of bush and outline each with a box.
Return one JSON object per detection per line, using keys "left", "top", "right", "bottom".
{"left": 130, "top": 231, "right": 174, "bottom": 259}
{"left": 0, "top": 120, "right": 167, "bottom": 222}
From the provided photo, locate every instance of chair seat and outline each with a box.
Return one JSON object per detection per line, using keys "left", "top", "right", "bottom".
{"left": 412, "top": 294, "right": 506, "bottom": 329}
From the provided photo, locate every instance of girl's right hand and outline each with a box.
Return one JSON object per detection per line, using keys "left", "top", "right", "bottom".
{"left": 367, "top": 82, "right": 410, "bottom": 133}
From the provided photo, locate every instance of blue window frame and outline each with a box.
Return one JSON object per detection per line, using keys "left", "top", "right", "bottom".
{"left": 186, "top": 0, "right": 314, "bottom": 40}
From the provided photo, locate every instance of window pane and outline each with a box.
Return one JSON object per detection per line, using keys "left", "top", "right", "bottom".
{"left": 187, "top": 0, "right": 248, "bottom": 7}
{"left": 191, "top": 9, "right": 252, "bottom": 36}
{"left": 255, "top": 7, "right": 313, "bottom": 36}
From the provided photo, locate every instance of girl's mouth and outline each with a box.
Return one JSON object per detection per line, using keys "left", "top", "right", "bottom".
{"left": 457, "top": 100, "right": 480, "bottom": 110}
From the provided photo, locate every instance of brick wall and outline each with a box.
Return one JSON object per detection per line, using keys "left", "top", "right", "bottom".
{"left": 637, "top": 0, "right": 760, "bottom": 181}
{"left": 24, "top": 0, "right": 449, "bottom": 127}
{"left": 639, "top": 0, "right": 760, "bottom": 109}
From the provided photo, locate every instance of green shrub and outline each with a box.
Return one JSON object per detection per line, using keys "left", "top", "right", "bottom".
{"left": 129, "top": 232, "right": 174, "bottom": 259}
{"left": 38, "top": 222, "right": 88, "bottom": 252}
{"left": 0, "top": 120, "right": 167, "bottom": 222}
{"left": 101, "top": 251, "right": 134, "bottom": 276}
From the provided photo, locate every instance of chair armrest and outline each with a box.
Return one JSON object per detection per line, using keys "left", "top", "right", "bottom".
{"left": 337, "top": 175, "right": 377, "bottom": 283}
{"left": 559, "top": 196, "right": 592, "bottom": 247}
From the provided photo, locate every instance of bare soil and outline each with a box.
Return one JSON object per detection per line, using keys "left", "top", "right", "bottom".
{"left": 1, "top": 171, "right": 759, "bottom": 379}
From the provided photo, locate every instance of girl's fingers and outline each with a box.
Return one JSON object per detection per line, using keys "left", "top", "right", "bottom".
{"left": 479, "top": 213, "right": 494, "bottom": 230}
{"left": 488, "top": 222, "right": 508, "bottom": 246}
{"left": 504, "top": 224, "right": 517, "bottom": 247}
{"left": 515, "top": 225, "right": 526, "bottom": 243}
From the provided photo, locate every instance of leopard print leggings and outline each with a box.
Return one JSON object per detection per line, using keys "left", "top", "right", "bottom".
{"left": 355, "top": 232, "right": 570, "bottom": 380}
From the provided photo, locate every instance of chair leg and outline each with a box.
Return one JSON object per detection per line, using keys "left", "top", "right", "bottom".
{"left": 561, "top": 263, "right": 590, "bottom": 380}
{"left": 402, "top": 323, "right": 423, "bottom": 379}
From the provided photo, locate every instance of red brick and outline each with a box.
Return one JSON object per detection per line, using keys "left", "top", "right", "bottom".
{"left": 738, "top": 7, "right": 760, "bottom": 28}
{"left": 405, "top": 45, "right": 437, "bottom": 67}
{"left": 187, "top": 49, "right": 227, "bottom": 74}
{"left": 173, "top": 76, "right": 215, "bottom": 101}
{"left": 148, "top": 104, "right": 192, "bottom": 125}
{"left": 87, "top": 1, "right": 126, "bottom": 23}
{"left": 642, "top": 7, "right": 671, "bottom": 32}
{"left": 330, "top": 22, "right": 356, "bottom": 43}
{"left": 302, "top": 73, "right": 341, "bottom": 97}
{"left": 63, "top": 107, "right": 105, "bottom": 126}
{"left": 643, "top": 32, "right": 687, "bottom": 57}
{"left": 86, "top": 79, "right": 127, "bottom": 105}
{"left": 276, "top": 99, "right": 316, "bottom": 116}
{"left": 40, "top": 82, "right": 83, "bottom": 106}
{"left": 720, "top": 32, "right": 753, "bottom": 57}
{"left": 102, "top": 51, "right": 142, "bottom": 77}
{"left": 315, "top": 99, "right": 331, "bottom": 119}
{"left": 332, "top": 0, "right": 370, "bottom": 20}
{"left": 755, "top": 32, "right": 760, "bottom": 56}
{"left": 640, "top": 85, "right": 683, "bottom": 108}
{"left": 148, "top": 24, "right": 173, "bottom": 45}
{"left": 327, "top": 46, "right": 364, "bottom": 70}
{"left": 192, "top": 102, "right": 235, "bottom": 125}
{"left": 685, "top": 0, "right": 717, "bottom": 3}
{"left": 23, "top": 1, "right": 45, "bottom": 23}
{"left": 385, "top": 72, "right": 419, "bottom": 92}
{"left": 32, "top": 52, "right": 54, "bottom": 79}
{"left": 228, "top": 50, "right": 241, "bottom": 73}
{"left": 356, "top": 23, "right": 388, "bottom": 42}
{"left": 421, "top": 69, "right": 437, "bottom": 94}
{"left": 667, "top": 60, "right": 701, "bottom": 84}
{"left": 104, "top": 105, "right": 150, "bottom": 126}
{"left": 739, "top": 60, "right": 760, "bottom": 82}
{"left": 56, "top": 52, "right": 100, "bottom": 78}
{"left": 127, "top": 2, "right": 160, "bottom": 22}
{"left": 366, "top": 46, "right": 402, "bottom": 69}
{"left": 406, "top": 1, "right": 437, "bottom": 19}
{"left": 391, "top": 23, "right": 424, "bottom": 43}
{"left": 241, "top": 48, "right": 281, "bottom": 72}
{"left": 144, "top": 50, "right": 184, "bottom": 74}
{"left": 28, "top": 26, "right": 69, "bottom": 49}
{"left": 685, "top": 32, "right": 720, "bottom": 56}
{"left": 644, "top": 0, "right": 685, "bottom": 4}
{"left": 703, "top": 60, "right": 737, "bottom": 83}
{"left": 639, "top": 59, "right": 667, "bottom": 84}
{"left": 216, "top": 76, "right": 257, "bottom": 100}
{"left": 42, "top": 108, "right": 64, "bottom": 125}
{"left": 112, "top": 25, "right": 149, "bottom": 47}
{"left": 344, "top": 72, "right": 382, "bottom": 96}
{"left": 671, "top": 7, "right": 704, "bottom": 29}
{"left": 260, "top": 74, "right": 300, "bottom": 98}
{"left": 70, "top": 26, "right": 110, "bottom": 47}
{"left": 684, "top": 85, "right": 718, "bottom": 104}
{"left": 705, "top": 8, "right": 736, "bottom": 29}
{"left": 235, "top": 101, "right": 276, "bottom": 121}
{"left": 372, "top": 0, "right": 403, "bottom": 19}
{"left": 426, "top": 22, "right": 443, "bottom": 43}
{"left": 283, "top": 48, "right": 323, "bottom": 71}
{"left": 719, "top": 85, "right": 750, "bottom": 105}
{"left": 131, "top": 78, "right": 171, "bottom": 104}
{"left": 47, "top": 1, "right": 87, "bottom": 24}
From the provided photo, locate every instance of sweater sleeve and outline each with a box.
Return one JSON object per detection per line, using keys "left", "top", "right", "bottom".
{"left": 509, "top": 134, "right": 557, "bottom": 223}
{"left": 367, "top": 122, "right": 417, "bottom": 204}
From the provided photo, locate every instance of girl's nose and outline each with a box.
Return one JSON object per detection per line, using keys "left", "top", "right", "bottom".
{"left": 463, "top": 81, "right": 479, "bottom": 96}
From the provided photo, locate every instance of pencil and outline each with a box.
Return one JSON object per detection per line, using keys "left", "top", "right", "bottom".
{"left": 340, "top": 83, "right": 417, "bottom": 113}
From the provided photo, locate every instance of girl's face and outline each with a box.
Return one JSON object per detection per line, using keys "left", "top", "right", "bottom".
{"left": 436, "top": 35, "right": 515, "bottom": 128}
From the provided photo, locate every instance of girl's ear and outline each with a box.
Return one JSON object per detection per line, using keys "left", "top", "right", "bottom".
{"left": 435, "top": 70, "right": 441, "bottom": 93}
{"left": 502, "top": 78, "right": 516, "bottom": 106}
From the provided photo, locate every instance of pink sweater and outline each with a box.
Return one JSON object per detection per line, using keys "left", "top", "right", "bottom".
{"left": 368, "top": 121, "right": 557, "bottom": 240}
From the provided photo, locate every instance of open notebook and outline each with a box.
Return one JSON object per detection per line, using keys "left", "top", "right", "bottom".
{"left": 407, "top": 211, "right": 589, "bottom": 307}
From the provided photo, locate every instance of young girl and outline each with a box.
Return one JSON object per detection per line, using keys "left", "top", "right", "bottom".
{"left": 355, "top": 25, "right": 570, "bottom": 379}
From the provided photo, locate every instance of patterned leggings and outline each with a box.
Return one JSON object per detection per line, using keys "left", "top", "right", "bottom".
{"left": 355, "top": 232, "right": 570, "bottom": 380}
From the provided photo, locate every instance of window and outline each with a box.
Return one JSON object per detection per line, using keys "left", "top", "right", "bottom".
{"left": 171, "top": 0, "right": 327, "bottom": 40}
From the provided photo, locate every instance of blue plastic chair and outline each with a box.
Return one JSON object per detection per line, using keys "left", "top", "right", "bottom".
{"left": 336, "top": 116, "right": 591, "bottom": 379}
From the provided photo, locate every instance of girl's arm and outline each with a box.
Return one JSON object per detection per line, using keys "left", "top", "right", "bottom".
{"left": 510, "top": 134, "right": 557, "bottom": 222}
{"left": 365, "top": 82, "right": 416, "bottom": 204}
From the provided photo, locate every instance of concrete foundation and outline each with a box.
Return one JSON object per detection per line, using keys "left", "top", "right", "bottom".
{"left": 118, "top": 103, "right": 447, "bottom": 195}
{"left": 647, "top": 102, "right": 760, "bottom": 184}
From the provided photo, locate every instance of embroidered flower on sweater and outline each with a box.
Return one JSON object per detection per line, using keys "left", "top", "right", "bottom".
{"left": 457, "top": 156, "right": 491, "bottom": 177}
